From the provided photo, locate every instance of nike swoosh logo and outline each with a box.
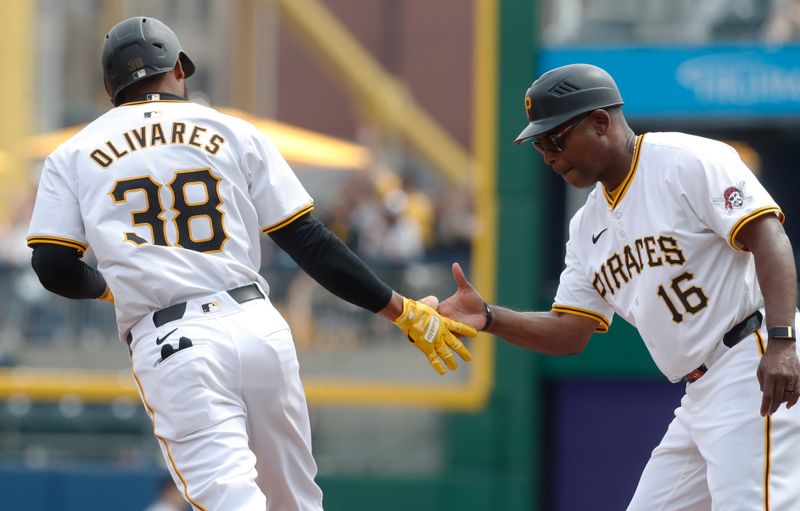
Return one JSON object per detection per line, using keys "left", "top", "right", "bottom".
{"left": 592, "top": 228, "right": 608, "bottom": 244}
{"left": 155, "top": 328, "right": 178, "bottom": 345}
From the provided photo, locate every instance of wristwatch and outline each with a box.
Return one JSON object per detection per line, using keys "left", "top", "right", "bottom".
{"left": 482, "top": 302, "right": 494, "bottom": 331}
{"left": 767, "top": 326, "right": 796, "bottom": 341}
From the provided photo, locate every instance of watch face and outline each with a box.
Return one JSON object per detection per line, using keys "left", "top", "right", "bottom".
{"left": 768, "top": 326, "right": 796, "bottom": 340}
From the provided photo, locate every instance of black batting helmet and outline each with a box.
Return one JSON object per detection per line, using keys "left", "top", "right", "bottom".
{"left": 514, "top": 63, "right": 623, "bottom": 145}
{"left": 101, "top": 17, "right": 195, "bottom": 105}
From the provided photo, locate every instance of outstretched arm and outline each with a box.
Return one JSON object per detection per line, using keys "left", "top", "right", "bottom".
{"left": 269, "top": 213, "right": 476, "bottom": 374}
{"left": 439, "top": 262, "right": 598, "bottom": 356}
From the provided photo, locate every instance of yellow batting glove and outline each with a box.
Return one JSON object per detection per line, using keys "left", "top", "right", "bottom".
{"left": 392, "top": 297, "right": 477, "bottom": 375}
{"left": 98, "top": 287, "right": 115, "bottom": 304}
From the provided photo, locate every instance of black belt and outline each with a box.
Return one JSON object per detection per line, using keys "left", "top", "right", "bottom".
{"left": 152, "top": 284, "right": 265, "bottom": 328}
{"left": 684, "top": 310, "right": 763, "bottom": 383}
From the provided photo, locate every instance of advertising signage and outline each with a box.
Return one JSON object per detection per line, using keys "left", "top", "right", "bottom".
{"left": 539, "top": 45, "right": 800, "bottom": 118}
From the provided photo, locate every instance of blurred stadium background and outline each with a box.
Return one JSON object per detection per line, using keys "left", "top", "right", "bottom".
{"left": 1, "top": 0, "right": 799, "bottom": 509}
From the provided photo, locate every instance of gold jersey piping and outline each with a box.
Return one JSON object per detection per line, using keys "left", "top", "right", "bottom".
{"left": 551, "top": 304, "right": 610, "bottom": 333}
{"left": 26, "top": 235, "right": 88, "bottom": 255}
{"left": 603, "top": 134, "right": 644, "bottom": 209}
{"left": 261, "top": 203, "right": 315, "bottom": 234}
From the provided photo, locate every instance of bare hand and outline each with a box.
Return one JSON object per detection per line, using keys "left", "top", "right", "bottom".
{"left": 757, "top": 339, "right": 800, "bottom": 416}
{"left": 438, "top": 263, "right": 489, "bottom": 331}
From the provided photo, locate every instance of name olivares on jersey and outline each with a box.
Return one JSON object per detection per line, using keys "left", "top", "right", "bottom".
{"left": 593, "top": 235, "right": 686, "bottom": 298}
{"left": 89, "top": 121, "right": 226, "bottom": 168}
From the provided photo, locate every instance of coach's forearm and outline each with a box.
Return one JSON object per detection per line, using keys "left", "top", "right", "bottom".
{"left": 755, "top": 235, "right": 797, "bottom": 330}
{"left": 486, "top": 307, "right": 594, "bottom": 356}
{"left": 740, "top": 216, "right": 797, "bottom": 329}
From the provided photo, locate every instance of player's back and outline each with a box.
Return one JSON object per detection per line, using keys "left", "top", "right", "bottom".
{"left": 29, "top": 98, "right": 312, "bottom": 339}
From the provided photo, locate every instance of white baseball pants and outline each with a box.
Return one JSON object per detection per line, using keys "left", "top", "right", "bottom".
{"left": 627, "top": 316, "right": 800, "bottom": 510}
{"left": 129, "top": 287, "right": 324, "bottom": 511}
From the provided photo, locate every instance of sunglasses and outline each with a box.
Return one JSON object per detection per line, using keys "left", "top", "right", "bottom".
{"left": 532, "top": 114, "right": 589, "bottom": 155}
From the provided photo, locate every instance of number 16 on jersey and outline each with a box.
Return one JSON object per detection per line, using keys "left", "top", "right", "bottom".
{"left": 656, "top": 271, "right": 709, "bottom": 323}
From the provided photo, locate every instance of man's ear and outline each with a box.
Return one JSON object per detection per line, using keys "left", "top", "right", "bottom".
{"left": 173, "top": 59, "right": 186, "bottom": 80}
{"left": 590, "top": 108, "right": 611, "bottom": 135}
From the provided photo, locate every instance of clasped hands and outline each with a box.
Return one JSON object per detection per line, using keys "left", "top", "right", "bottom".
{"left": 393, "top": 296, "right": 476, "bottom": 375}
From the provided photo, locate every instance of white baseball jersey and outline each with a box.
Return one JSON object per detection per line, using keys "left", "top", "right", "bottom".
{"left": 27, "top": 98, "right": 313, "bottom": 342}
{"left": 553, "top": 132, "right": 781, "bottom": 382}
{"left": 28, "top": 97, "right": 325, "bottom": 510}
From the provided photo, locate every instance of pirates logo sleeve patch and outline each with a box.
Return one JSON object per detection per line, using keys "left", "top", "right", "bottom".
{"left": 711, "top": 181, "right": 753, "bottom": 214}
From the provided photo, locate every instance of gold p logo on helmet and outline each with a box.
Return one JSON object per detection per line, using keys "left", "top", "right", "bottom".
{"left": 525, "top": 96, "right": 533, "bottom": 120}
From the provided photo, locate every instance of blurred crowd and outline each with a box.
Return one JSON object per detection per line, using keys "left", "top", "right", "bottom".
{"left": 543, "top": 0, "right": 800, "bottom": 45}
{"left": 313, "top": 171, "right": 474, "bottom": 267}
{"left": 264, "top": 159, "right": 476, "bottom": 351}
{"left": 763, "top": 0, "right": 800, "bottom": 43}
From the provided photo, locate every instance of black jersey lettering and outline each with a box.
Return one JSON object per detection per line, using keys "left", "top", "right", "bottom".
{"left": 130, "top": 126, "right": 147, "bottom": 148}
{"left": 205, "top": 134, "right": 225, "bottom": 155}
{"left": 623, "top": 244, "right": 643, "bottom": 277}
{"left": 91, "top": 149, "right": 113, "bottom": 168}
{"left": 188, "top": 125, "right": 207, "bottom": 148}
{"left": 592, "top": 272, "right": 608, "bottom": 298}
{"left": 171, "top": 122, "right": 186, "bottom": 144}
{"left": 151, "top": 123, "right": 167, "bottom": 146}
{"left": 106, "top": 140, "right": 129, "bottom": 158}
{"left": 643, "top": 236, "right": 664, "bottom": 267}
{"left": 91, "top": 123, "right": 225, "bottom": 168}
{"left": 593, "top": 234, "right": 688, "bottom": 295}
{"left": 607, "top": 253, "right": 629, "bottom": 287}
{"left": 659, "top": 236, "right": 686, "bottom": 266}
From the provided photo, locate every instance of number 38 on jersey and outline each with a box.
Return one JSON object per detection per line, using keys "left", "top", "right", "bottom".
{"left": 110, "top": 167, "right": 229, "bottom": 253}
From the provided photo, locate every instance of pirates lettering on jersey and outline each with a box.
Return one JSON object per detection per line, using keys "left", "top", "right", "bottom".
{"left": 90, "top": 121, "right": 226, "bottom": 168}
{"left": 592, "top": 234, "right": 686, "bottom": 297}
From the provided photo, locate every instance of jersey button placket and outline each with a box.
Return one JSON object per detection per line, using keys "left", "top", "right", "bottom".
{"left": 613, "top": 209, "right": 624, "bottom": 238}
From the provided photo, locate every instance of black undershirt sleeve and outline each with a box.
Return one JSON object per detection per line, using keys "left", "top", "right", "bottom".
{"left": 30, "top": 215, "right": 394, "bottom": 310}
{"left": 31, "top": 244, "right": 108, "bottom": 299}
{"left": 268, "top": 213, "right": 393, "bottom": 313}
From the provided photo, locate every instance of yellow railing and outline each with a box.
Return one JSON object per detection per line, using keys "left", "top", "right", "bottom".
{"left": 0, "top": 0, "right": 32, "bottom": 223}
{"left": 0, "top": 335, "right": 492, "bottom": 410}
{"left": 271, "top": 0, "right": 475, "bottom": 185}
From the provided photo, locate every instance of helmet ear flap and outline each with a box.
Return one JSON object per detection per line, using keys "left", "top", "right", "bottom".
{"left": 178, "top": 52, "right": 196, "bottom": 78}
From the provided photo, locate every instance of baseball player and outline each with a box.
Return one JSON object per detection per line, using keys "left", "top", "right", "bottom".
{"left": 26, "top": 17, "right": 476, "bottom": 511}
{"left": 437, "top": 64, "right": 800, "bottom": 509}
